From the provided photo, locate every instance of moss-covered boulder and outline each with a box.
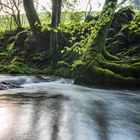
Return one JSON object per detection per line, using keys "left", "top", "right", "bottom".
{"left": 55, "top": 67, "right": 72, "bottom": 78}
{"left": 15, "top": 30, "right": 29, "bottom": 46}
{"left": 111, "top": 6, "right": 135, "bottom": 32}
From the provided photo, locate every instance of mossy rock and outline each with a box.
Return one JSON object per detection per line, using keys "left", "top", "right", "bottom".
{"left": 24, "top": 32, "right": 36, "bottom": 53}
{"left": 72, "top": 60, "right": 86, "bottom": 71}
{"left": 55, "top": 67, "right": 72, "bottom": 78}
{"left": 40, "top": 66, "right": 54, "bottom": 75}
{"left": 111, "top": 6, "right": 135, "bottom": 32}
{"left": 15, "top": 30, "right": 29, "bottom": 46}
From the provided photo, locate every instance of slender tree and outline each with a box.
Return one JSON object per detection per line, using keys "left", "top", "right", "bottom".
{"left": 23, "top": 0, "right": 41, "bottom": 35}
{"left": 49, "top": 0, "right": 62, "bottom": 59}
{"left": 86, "top": 0, "right": 119, "bottom": 60}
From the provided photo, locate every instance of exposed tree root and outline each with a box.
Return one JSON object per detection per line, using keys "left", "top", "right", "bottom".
{"left": 98, "top": 60, "right": 140, "bottom": 78}
{"left": 76, "top": 55, "right": 140, "bottom": 88}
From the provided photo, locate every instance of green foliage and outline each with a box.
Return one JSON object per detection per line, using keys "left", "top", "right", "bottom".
{"left": 41, "top": 66, "right": 54, "bottom": 75}
{"left": 7, "top": 42, "right": 15, "bottom": 52}
{"left": 8, "top": 64, "right": 32, "bottom": 74}
{"left": 4, "top": 56, "right": 31, "bottom": 74}
{"left": 11, "top": 56, "right": 24, "bottom": 65}
{"left": 59, "top": 21, "right": 96, "bottom": 56}
{"left": 129, "top": 12, "right": 140, "bottom": 32}
{"left": 58, "top": 1, "right": 118, "bottom": 60}
{"left": 0, "top": 52, "right": 8, "bottom": 59}
{"left": 55, "top": 67, "right": 71, "bottom": 78}
{"left": 72, "top": 60, "right": 86, "bottom": 71}
{"left": 57, "top": 61, "right": 71, "bottom": 68}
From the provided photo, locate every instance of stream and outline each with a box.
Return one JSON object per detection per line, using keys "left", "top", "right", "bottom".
{"left": 0, "top": 75, "right": 139, "bottom": 140}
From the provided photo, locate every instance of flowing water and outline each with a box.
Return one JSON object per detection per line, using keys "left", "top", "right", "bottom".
{"left": 0, "top": 75, "right": 139, "bottom": 140}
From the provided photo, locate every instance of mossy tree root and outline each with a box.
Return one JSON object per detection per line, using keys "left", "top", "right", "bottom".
{"left": 98, "top": 60, "right": 140, "bottom": 78}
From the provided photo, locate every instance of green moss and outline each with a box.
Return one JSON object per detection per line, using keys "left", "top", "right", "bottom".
{"left": 98, "top": 60, "right": 140, "bottom": 78}
{"left": 92, "top": 66, "right": 135, "bottom": 81}
{"left": 0, "top": 64, "right": 9, "bottom": 73}
{"left": 128, "top": 58, "right": 140, "bottom": 64}
{"left": 93, "top": 66, "right": 119, "bottom": 79}
{"left": 55, "top": 67, "right": 72, "bottom": 78}
{"left": 40, "top": 66, "right": 54, "bottom": 75}
{"left": 57, "top": 61, "right": 71, "bottom": 68}
{"left": 0, "top": 52, "right": 8, "bottom": 59}
{"left": 10, "top": 56, "right": 24, "bottom": 66}
{"left": 15, "top": 30, "right": 28, "bottom": 45}
{"left": 72, "top": 60, "right": 86, "bottom": 70}
{"left": 132, "top": 62, "right": 140, "bottom": 67}
{"left": 7, "top": 42, "right": 15, "bottom": 52}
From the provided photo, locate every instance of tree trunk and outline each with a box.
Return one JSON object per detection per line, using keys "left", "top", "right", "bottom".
{"left": 23, "top": 0, "right": 46, "bottom": 52}
{"left": 86, "top": 0, "right": 118, "bottom": 60}
{"left": 58, "top": 0, "right": 62, "bottom": 25}
{"left": 49, "top": 0, "right": 62, "bottom": 60}
{"left": 23, "top": 0, "right": 41, "bottom": 35}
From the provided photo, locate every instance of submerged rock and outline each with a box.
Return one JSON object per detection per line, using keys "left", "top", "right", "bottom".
{"left": 0, "top": 81, "right": 22, "bottom": 90}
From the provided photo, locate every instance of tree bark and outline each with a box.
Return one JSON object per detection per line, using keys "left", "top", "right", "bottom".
{"left": 49, "top": 0, "right": 62, "bottom": 60}
{"left": 23, "top": 0, "right": 41, "bottom": 35}
{"left": 87, "top": 0, "right": 118, "bottom": 60}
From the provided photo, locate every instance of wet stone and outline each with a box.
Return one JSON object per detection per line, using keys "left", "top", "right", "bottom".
{"left": 0, "top": 81, "right": 22, "bottom": 90}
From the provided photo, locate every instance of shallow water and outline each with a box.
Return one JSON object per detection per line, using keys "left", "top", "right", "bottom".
{"left": 0, "top": 75, "right": 139, "bottom": 140}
